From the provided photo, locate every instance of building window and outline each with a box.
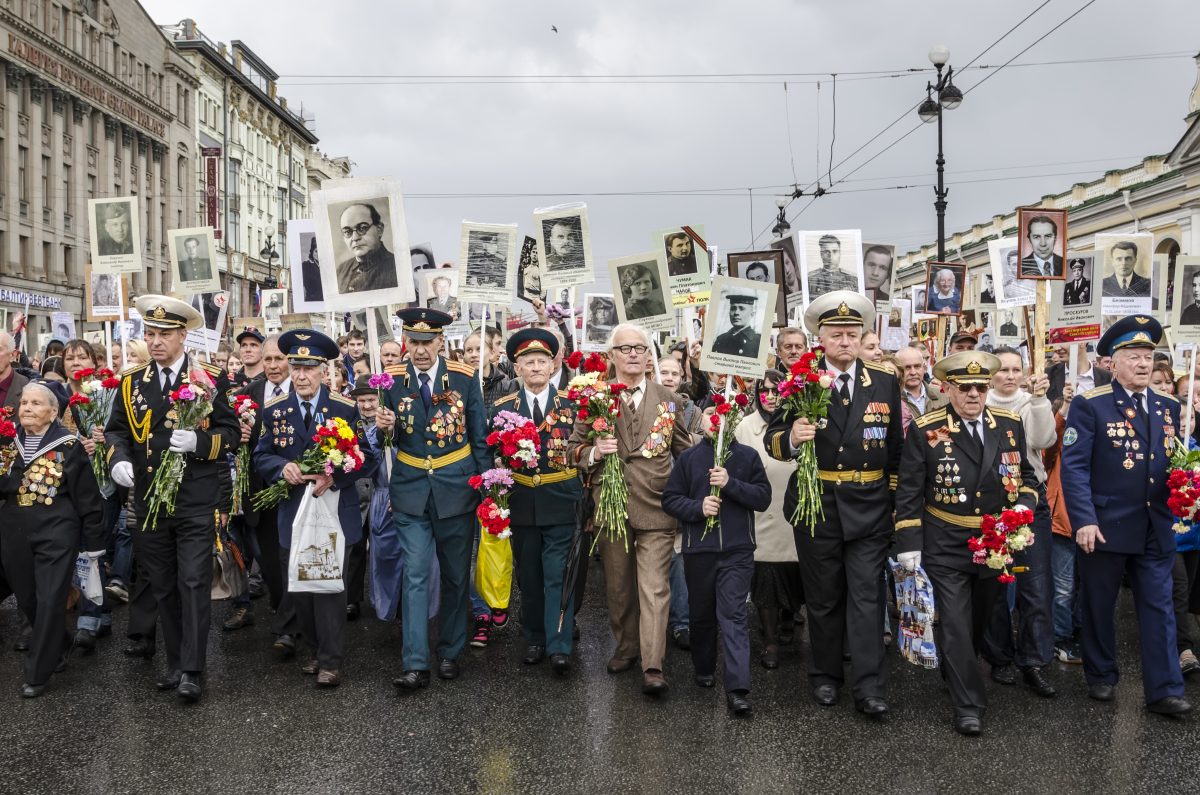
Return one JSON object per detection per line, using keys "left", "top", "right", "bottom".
{"left": 63, "top": 244, "right": 74, "bottom": 282}
{"left": 42, "top": 241, "right": 51, "bottom": 275}
{"left": 177, "top": 155, "right": 185, "bottom": 191}
{"left": 18, "top": 146, "right": 28, "bottom": 205}
{"left": 87, "top": 173, "right": 95, "bottom": 201}
{"left": 62, "top": 163, "right": 70, "bottom": 210}
{"left": 40, "top": 155, "right": 49, "bottom": 210}
{"left": 19, "top": 235, "right": 29, "bottom": 274}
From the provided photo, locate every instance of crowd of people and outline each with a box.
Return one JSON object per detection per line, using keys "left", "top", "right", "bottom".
{"left": 0, "top": 289, "right": 1196, "bottom": 736}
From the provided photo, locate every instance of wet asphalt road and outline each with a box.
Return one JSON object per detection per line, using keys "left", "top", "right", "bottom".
{"left": 1, "top": 573, "right": 1199, "bottom": 794}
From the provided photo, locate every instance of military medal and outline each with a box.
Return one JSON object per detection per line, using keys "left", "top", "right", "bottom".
{"left": 1123, "top": 458, "right": 1134, "bottom": 470}
{"left": 1125, "top": 407, "right": 1136, "bottom": 419}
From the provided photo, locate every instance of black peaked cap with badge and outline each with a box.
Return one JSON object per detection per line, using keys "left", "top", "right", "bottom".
{"left": 278, "top": 329, "right": 338, "bottom": 367}
{"left": 506, "top": 328, "right": 559, "bottom": 362}
{"left": 396, "top": 307, "right": 453, "bottom": 342}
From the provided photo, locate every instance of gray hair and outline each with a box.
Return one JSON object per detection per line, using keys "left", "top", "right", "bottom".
{"left": 0, "top": 331, "right": 13, "bottom": 353}
{"left": 22, "top": 380, "right": 59, "bottom": 407}
{"left": 935, "top": 268, "right": 955, "bottom": 282}
{"left": 606, "top": 323, "right": 653, "bottom": 352}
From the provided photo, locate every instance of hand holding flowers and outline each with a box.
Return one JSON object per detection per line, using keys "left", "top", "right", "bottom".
{"left": 68, "top": 367, "right": 121, "bottom": 489}
{"left": 231, "top": 394, "right": 259, "bottom": 515}
{"left": 143, "top": 367, "right": 216, "bottom": 531}
{"left": 250, "top": 416, "right": 365, "bottom": 511}
{"left": 565, "top": 350, "right": 630, "bottom": 550}
{"left": 703, "top": 391, "right": 751, "bottom": 539}
{"left": 969, "top": 507, "right": 1035, "bottom": 584}
{"left": 775, "top": 348, "right": 835, "bottom": 529}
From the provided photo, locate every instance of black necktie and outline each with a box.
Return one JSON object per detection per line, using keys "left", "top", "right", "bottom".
{"left": 968, "top": 420, "right": 980, "bottom": 444}
{"left": 302, "top": 401, "right": 313, "bottom": 433}
{"left": 272, "top": 384, "right": 283, "bottom": 398}
{"left": 532, "top": 396, "right": 545, "bottom": 426}
{"left": 837, "top": 373, "right": 851, "bottom": 406}
{"left": 161, "top": 366, "right": 172, "bottom": 391}
{"left": 419, "top": 373, "right": 432, "bottom": 412}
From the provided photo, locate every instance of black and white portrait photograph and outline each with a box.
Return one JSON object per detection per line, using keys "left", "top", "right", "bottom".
{"left": 408, "top": 243, "right": 437, "bottom": 307}
{"left": 1097, "top": 232, "right": 1154, "bottom": 314}
{"left": 978, "top": 271, "right": 997, "bottom": 306}
{"left": 699, "top": 275, "right": 778, "bottom": 381}
{"left": 1171, "top": 256, "right": 1200, "bottom": 341}
{"left": 769, "top": 232, "right": 804, "bottom": 313}
{"left": 1049, "top": 252, "right": 1102, "bottom": 339}
{"left": 50, "top": 311, "right": 75, "bottom": 343}
{"left": 534, "top": 205, "right": 593, "bottom": 288}
{"left": 862, "top": 243, "right": 895, "bottom": 305}
{"left": 881, "top": 298, "right": 911, "bottom": 351}
{"left": 911, "top": 286, "right": 928, "bottom": 317}
{"left": 312, "top": 177, "right": 414, "bottom": 311}
{"left": 608, "top": 252, "right": 673, "bottom": 332}
{"left": 1016, "top": 207, "right": 1068, "bottom": 281}
{"left": 262, "top": 288, "right": 288, "bottom": 332}
{"left": 516, "top": 235, "right": 545, "bottom": 303}
{"left": 168, "top": 227, "right": 220, "bottom": 294}
{"left": 924, "top": 262, "right": 965, "bottom": 315}
{"left": 581, "top": 294, "right": 617, "bottom": 352}
{"left": 85, "top": 265, "right": 122, "bottom": 322}
{"left": 989, "top": 237, "right": 1034, "bottom": 308}
{"left": 88, "top": 197, "right": 142, "bottom": 275}
{"left": 728, "top": 250, "right": 787, "bottom": 327}
{"left": 287, "top": 218, "right": 324, "bottom": 313}
{"left": 1062, "top": 255, "right": 1094, "bottom": 307}
{"left": 799, "top": 229, "right": 864, "bottom": 304}
{"left": 186, "top": 290, "right": 230, "bottom": 353}
{"left": 656, "top": 225, "right": 711, "bottom": 303}
{"left": 424, "top": 271, "right": 462, "bottom": 320}
{"left": 459, "top": 222, "right": 518, "bottom": 303}
{"left": 996, "top": 309, "right": 1024, "bottom": 343}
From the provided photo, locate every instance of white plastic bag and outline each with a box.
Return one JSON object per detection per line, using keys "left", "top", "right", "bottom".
{"left": 74, "top": 554, "right": 103, "bottom": 606}
{"left": 287, "top": 484, "right": 346, "bottom": 594}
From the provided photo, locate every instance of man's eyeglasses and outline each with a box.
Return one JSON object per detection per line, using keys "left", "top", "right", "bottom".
{"left": 341, "top": 222, "right": 377, "bottom": 238}
{"left": 612, "top": 345, "right": 649, "bottom": 355}
{"left": 955, "top": 383, "right": 989, "bottom": 394}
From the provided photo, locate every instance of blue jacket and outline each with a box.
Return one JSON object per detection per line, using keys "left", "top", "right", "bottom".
{"left": 380, "top": 357, "right": 491, "bottom": 520}
{"left": 252, "top": 385, "right": 378, "bottom": 549}
{"left": 662, "top": 437, "right": 771, "bottom": 554}
{"left": 1061, "top": 381, "right": 1181, "bottom": 556}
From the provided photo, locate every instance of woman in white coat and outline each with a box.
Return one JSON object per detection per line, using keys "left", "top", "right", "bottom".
{"left": 735, "top": 369, "right": 802, "bottom": 669}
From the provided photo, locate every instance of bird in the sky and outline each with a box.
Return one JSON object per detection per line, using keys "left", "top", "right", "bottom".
{"left": 550, "top": 25, "right": 558, "bottom": 33}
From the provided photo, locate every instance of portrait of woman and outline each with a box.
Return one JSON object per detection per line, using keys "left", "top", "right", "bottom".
{"left": 619, "top": 262, "right": 666, "bottom": 320}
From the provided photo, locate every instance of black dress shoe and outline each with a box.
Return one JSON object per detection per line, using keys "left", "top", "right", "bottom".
{"left": 392, "top": 670, "right": 430, "bottom": 690}
{"left": 273, "top": 634, "right": 296, "bottom": 658}
{"left": 572, "top": 620, "right": 581, "bottom": 641}
{"left": 954, "top": 716, "right": 982, "bottom": 736}
{"left": 990, "top": 663, "right": 1016, "bottom": 685}
{"left": 760, "top": 645, "right": 779, "bottom": 670}
{"left": 672, "top": 628, "right": 691, "bottom": 650}
{"left": 156, "top": 669, "right": 183, "bottom": 691}
{"left": 1147, "top": 696, "right": 1193, "bottom": 716}
{"left": 812, "top": 684, "right": 839, "bottom": 706}
{"left": 550, "top": 654, "right": 571, "bottom": 675}
{"left": 727, "top": 691, "right": 753, "bottom": 716}
{"left": 1022, "top": 666, "right": 1057, "bottom": 698}
{"left": 123, "top": 639, "right": 156, "bottom": 660}
{"left": 346, "top": 603, "right": 360, "bottom": 622}
{"left": 694, "top": 674, "right": 715, "bottom": 688}
{"left": 855, "top": 696, "right": 889, "bottom": 716}
{"left": 779, "top": 619, "right": 795, "bottom": 645}
{"left": 1088, "top": 683, "right": 1116, "bottom": 702}
{"left": 73, "top": 629, "right": 97, "bottom": 654}
{"left": 21, "top": 683, "right": 45, "bottom": 698}
{"left": 177, "top": 673, "right": 203, "bottom": 703}
{"left": 522, "top": 645, "right": 546, "bottom": 665}
{"left": 437, "top": 658, "right": 459, "bottom": 680}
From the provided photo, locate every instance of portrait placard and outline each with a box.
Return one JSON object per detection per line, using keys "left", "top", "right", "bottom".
{"left": 287, "top": 219, "right": 324, "bottom": 313}
{"left": 1096, "top": 232, "right": 1154, "bottom": 315}
{"left": 581, "top": 293, "right": 617, "bottom": 352}
{"left": 1171, "top": 256, "right": 1200, "bottom": 344}
{"left": 85, "top": 265, "right": 124, "bottom": 322}
{"left": 862, "top": 242, "right": 896, "bottom": 309}
{"left": 458, "top": 221, "right": 519, "bottom": 303}
{"left": 988, "top": 237, "right": 1033, "bottom": 308}
{"left": 728, "top": 251, "right": 787, "bottom": 327}
{"left": 881, "top": 298, "right": 911, "bottom": 351}
{"left": 114, "top": 308, "right": 144, "bottom": 342}
{"left": 923, "top": 262, "right": 966, "bottom": 315}
{"left": 768, "top": 232, "right": 804, "bottom": 314}
{"left": 798, "top": 229, "right": 863, "bottom": 305}
{"left": 608, "top": 252, "right": 673, "bottom": 333}
{"left": 699, "top": 275, "right": 778, "bottom": 381}
{"left": 88, "top": 197, "right": 142, "bottom": 274}
{"left": 515, "top": 235, "right": 545, "bottom": 303}
{"left": 262, "top": 288, "right": 288, "bottom": 332}
{"left": 167, "top": 227, "right": 220, "bottom": 295}
{"left": 976, "top": 266, "right": 997, "bottom": 307}
{"left": 185, "top": 291, "right": 229, "bottom": 353}
{"left": 423, "top": 271, "right": 462, "bottom": 321}
{"left": 312, "top": 177, "right": 415, "bottom": 311}
{"left": 1016, "top": 207, "right": 1068, "bottom": 281}
{"left": 50, "top": 311, "right": 75, "bottom": 342}
{"left": 995, "top": 308, "right": 1024, "bottom": 345}
{"left": 656, "top": 225, "right": 711, "bottom": 307}
{"left": 408, "top": 243, "right": 437, "bottom": 307}
{"left": 1048, "top": 252, "right": 1102, "bottom": 343}
{"left": 534, "top": 204, "right": 593, "bottom": 289}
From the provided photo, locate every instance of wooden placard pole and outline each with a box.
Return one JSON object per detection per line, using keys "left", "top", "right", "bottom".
{"left": 117, "top": 277, "right": 128, "bottom": 372}
{"left": 1033, "top": 281, "right": 1049, "bottom": 378}
{"left": 934, "top": 315, "right": 948, "bottom": 361}
{"left": 104, "top": 321, "right": 113, "bottom": 370}
{"left": 365, "top": 307, "right": 382, "bottom": 375}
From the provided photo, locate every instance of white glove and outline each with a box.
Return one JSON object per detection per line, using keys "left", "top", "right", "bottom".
{"left": 84, "top": 550, "right": 106, "bottom": 559}
{"left": 111, "top": 461, "right": 134, "bottom": 488}
{"left": 169, "top": 429, "right": 198, "bottom": 454}
{"left": 897, "top": 551, "right": 922, "bottom": 572}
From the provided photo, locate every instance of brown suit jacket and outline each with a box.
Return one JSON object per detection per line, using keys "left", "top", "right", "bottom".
{"left": 1, "top": 370, "right": 29, "bottom": 413}
{"left": 568, "top": 380, "right": 693, "bottom": 531}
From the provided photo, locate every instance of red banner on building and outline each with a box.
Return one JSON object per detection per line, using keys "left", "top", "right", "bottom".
{"left": 202, "top": 147, "right": 221, "bottom": 239}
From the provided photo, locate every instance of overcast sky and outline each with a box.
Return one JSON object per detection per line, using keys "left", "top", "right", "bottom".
{"left": 143, "top": 0, "right": 1200, "bottom": 275}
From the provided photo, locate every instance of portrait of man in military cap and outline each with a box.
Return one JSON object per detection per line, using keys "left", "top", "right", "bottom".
{"left": 96, "top": 201, "right": 134, "bottom": 256}
{"left": 168, "top": 227, "right": 220, "bottom": 294}
{"left": 699, "top": 275, "right": 779, "bottom": 380}
{"left": 88, "top": 196, "right": 143, "bottom": 274}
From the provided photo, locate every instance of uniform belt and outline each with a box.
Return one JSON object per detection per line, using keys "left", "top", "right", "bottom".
{"left": 818, "top": 468, "right": 884, "bottom": 484}
{"left": 925, "top": 504, "right": 984, "bottom": 529}
{"left": 396, "top": 445, "right": 472, "bottom": 472}
{"left": 512, "top": 469, "right": 578, "bottom": 488}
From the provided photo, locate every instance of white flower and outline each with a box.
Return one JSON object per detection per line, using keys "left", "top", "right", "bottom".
{"left": 818, "top": 373, "right": 834, "bottom": 389}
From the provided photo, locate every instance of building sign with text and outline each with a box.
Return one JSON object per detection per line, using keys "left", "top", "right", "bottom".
{"left": 202, "top": 146, "right": 221, "bottom": 238}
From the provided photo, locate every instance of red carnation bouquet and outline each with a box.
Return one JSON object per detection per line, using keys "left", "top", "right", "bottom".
{"left": 703, "top": 391, "right": 751, "bottom": 538}
{"left": 68, "top": 367, "right": 121, "bottom": 489}
{"left": 489, "top": 410, "right": 542, "bottom": 471}
{"left": 231, "top": 394, "right": 260, "bottom": 514}
{"left": 969, "top": 507, "right": 1035, "bottom": 583}
{"left": 774, "top": 347, "right": 835, "bottom": 529}
{"left": 565, "top": 350, "right": 631, "bottom": 550}
{"left": 143, "top": 367, "right": 217, "bottom": 531}
{"left": 1167, "top": 442, "right": 1200, "bottom": 534}
{"left": 470, "top": 468, "right": 515, "bottom": 538}
{"left": 251, "top": 416, "right": 365, "bottom": 511}
{"left": 0, "top": 406, "right": 16, "bottom": 476}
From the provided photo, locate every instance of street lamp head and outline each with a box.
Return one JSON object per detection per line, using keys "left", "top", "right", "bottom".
{"left": 772, "top": 218, "right": 791, "bottom": 240}
{"left": 774, "top": 195, "right": 789, "bottom": 210}
{"left": 918, "top": 94, "right": 940, "bottom": 123}
{"left": 940, "top": 82, "right": 963, "bottom": 110}
{"left": 928, "top": 44, "right": 950, "bottom": 67}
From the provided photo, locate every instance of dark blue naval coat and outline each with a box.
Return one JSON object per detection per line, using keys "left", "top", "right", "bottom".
{"left": 662, "top": 438, "right": 772, "bottom": 554}
{"left": 380, "top": 357, "right": 491, "bottom": 520}
{"left": 251, "top": 385, "right": 377, "bottom": 549}
{"left": 490, "top": 387, "right": 583, "bottom": 527}
{"left": 1061, "top": 381, "right": 1183, "bottom": 555}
